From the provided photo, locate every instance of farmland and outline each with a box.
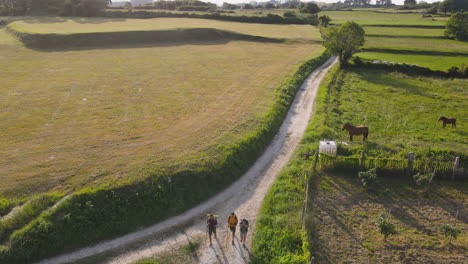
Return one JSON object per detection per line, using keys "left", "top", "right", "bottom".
{"left": 253, "top": 9, "right": 467, "bottom": 264}
{"left": 322, "top": 11, "right": 468, "bottom": 71}
{"left": 308, "top": 172, "right": 467, "bottom": 263}
{"left": 0, "top": 18, "right": 322, "bottom": 199}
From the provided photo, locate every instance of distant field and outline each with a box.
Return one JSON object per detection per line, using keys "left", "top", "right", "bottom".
{"left": 355, "top": 52, "right": 467, "bottom": 70}
{"left": 364, "top": 26, "right": 444, "bottom": 37}
{"left": 8, "top": 17, "right": 319, "bottom": 41}
{"left": 321, "top": 11, "right": 447, "bottom": 26}
{"left": 0, "top": 20, "right": 323, "bottom": 198}
{"left": 364, "top": 36, "right": 468, "bottom": 54}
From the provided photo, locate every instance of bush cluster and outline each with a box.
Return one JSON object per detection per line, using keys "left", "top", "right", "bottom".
{"left": 0, "top": 52, "right": 330, "bottom": 264}
{"left": 358, "top": 167, "right": 377, "bottom": 188}
{"left": 104, "top": 10, "right": 319, "bottom": 25}
{"left": 352, "top": 57, "right": 468, "bottom": 78}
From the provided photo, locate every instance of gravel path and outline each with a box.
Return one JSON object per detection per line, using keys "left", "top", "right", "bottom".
{"left": 36, "top": 56, "right": 338, "bottom": 264}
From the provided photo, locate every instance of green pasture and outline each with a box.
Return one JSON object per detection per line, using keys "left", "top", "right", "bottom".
{"left": 307, "top": 66, "right": 467, "bottom": 156}
{"left": 8, "top": 17, "right": 319, "bottom": 41}
{"left": 355, "top": 52, "right": 467, "bottom": 71}
{"left": 0, "top": 21, "right": 323, "bottom": 198}
{"left": 363, "top": 26, "right": 444, "bottom": 37}
{"left": 364, "top": 36, "right": 468, "bottom": 54}
{"left": 321, "top": 10, "right": 448, "bottom": 26}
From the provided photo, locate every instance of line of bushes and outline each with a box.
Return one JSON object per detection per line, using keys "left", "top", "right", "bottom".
{"left": 6, "top": 26, "right": 283, "bottom": 49}
{"left": 0, "top": 52, "right": 331, "bottom": 264}
{"left": 0, "top": 193, "right": 64, "bottom": 244}
{"left": 352, "top": 56, "right": 468, "bottom": 78}
{"left": 104, "top": 10, "right": 319, "bottom": 25}
{"left": 0, "top": 197, "right": 13, "bottom": 217}
{"left": 252, "top": 55, "right": 333, "bottom": 264}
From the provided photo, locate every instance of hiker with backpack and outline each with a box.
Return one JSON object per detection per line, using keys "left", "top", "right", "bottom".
{"left": 207, "top": 214, "right": 218, "bottom": 245}
{"left": 227, "top": 212, "right": 238, "bottom": 245}
{"left": 239, "top": 218, "right": 249, "bottom": 246}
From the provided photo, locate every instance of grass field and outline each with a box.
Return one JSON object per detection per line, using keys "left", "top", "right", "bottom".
{"left": 321, "top": 11, "right": 447, "bottom": 26}
{"left": 308, "top": 172, "right": 467, "bottom": 263}
{"left": 306, "top": 66, "right": 467, "bottom": 157}
{"left": 0, "top": 18, "right": 323, "bottom": 199}
{"left": 321, "top": 10, "right": 468, "bottom": 70}
{"left": 8, "top": 17, "right": 319, "bottom": 41}
{"left": 363, "top": 26, "right": 445, "bottom": 37}
{"left": 355, "top": 52, "right": 467, "bottom": 70}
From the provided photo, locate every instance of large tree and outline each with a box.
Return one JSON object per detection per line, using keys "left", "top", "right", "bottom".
{"left": 300, "top": 2, "right": 319, "bottom": 14}
{"left": 321, "top": 21, "right": 365, "bottom": 65}
{"left": 445, "top": 12, "right": 468, "bottom": 40}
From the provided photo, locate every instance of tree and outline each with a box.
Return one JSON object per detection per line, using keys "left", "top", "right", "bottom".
{"left": 243, "top": 4, "right": 254, "bottom": 9}
{"left": 318, "top": 15, "right": 331, "bottom": 27}
{"left": 300, "top": 2, "right": 319, "bottom": 14}
{"left": 264, "top": 3, "right": 275, "bottom": 9}
{"left": 321, "top": 21, "right": 365, "bottom": 65}
{"left": 124, "top": 1, "right": 131, "bottom": 9}
{"left": 404, "top": 0, "right": 416, "bottom": 5}
{"left": 445, "top": 12, "right": 468, "bottom": 40}
{"left": 376, "top": 213, "right": 397, "bottom": 240}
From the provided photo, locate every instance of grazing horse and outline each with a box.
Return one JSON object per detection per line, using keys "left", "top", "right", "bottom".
{"left": 342, "top": 123, "right": 368, "bottom": 142}
{"left": 438, "top": 116, "right": 456, "bottom": 128}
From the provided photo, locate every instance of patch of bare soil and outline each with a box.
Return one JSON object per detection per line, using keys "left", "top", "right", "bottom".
{"left": 308, "top": 172, "right": 467, "bottom": 264}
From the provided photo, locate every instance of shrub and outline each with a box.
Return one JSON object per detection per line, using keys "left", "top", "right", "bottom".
{"left": 358, "top": 167, "right": 377, "bottom": 188}
{"left": 376, "top": 213, "right": 397, "bottom": 239}
{"left": 441, "top": 224, "right": 461, "bottom": 242}
{"left": 0, "top": 197, "right": 12, "bottom": 216}
{"left": 445, "top": 12, "right": 468, "bottom": 41}
{"left": 283, "top": 11, "right": 296, "bottom": 17}
{"left": 413, "top": 172, "right": 434, "bottom": 187}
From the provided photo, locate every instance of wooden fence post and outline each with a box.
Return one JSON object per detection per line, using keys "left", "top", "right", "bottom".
{"left": 359, "top": 151, "right": 365, "bottom": 169}
{"left": 313, "top": 149, "right": 320, "bottom": 173}
{"left": 406, "top": 152, "right": 414, "bottom": 176}
{"left": 452, "top": 157, "right": 460, "bottom": 181}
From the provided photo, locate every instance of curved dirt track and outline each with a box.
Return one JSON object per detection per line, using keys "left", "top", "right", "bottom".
{"left": 36, "top": 56, "right": 338, "bottom": 264}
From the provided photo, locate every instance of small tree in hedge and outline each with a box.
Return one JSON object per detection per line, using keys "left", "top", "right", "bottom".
{"left": 376, "top": 213, "right": 397, "bottom": 240}
{"left": 441, "top": 224, "right": 461, "bottom": 243}
{"left": 445, "top": 12, "right": 468, "bottom": 41}
{"left": 358, "top": 167, "right": 377, "bottom": 188}
{"left": 319, "top": 15, "right": 331, "bottom": 27}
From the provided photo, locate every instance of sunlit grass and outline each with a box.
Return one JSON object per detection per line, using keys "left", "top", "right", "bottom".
{"left": 355, "top": 52, "right": 467, "bottom": 71}
{"left": 322, "top": 11, "right": 447, "bottom": 26}
{"left": 0, "top": 26, "right": 323, "bottom": 198}
{"left": 8, "top": 17, "right": 320, "bottom": 41}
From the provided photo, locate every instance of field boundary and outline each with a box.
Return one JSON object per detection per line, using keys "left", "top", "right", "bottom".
{"left": 6, "top": 26, "right": 287, "bottom": 49}
{"left": 0, "top": 50, "right": 331, "bottom": 263}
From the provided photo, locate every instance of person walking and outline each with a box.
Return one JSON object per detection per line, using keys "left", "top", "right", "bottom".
{"left": 227, "top": 212, "right": 238, "bottom": 245}
{"left": 239, "top": 218, "right": 249, "bottom": 247}
{"left": 207, "top": 214, "right": 218, "bottom": 246}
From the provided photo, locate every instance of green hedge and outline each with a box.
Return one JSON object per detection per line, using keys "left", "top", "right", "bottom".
{"left": 104, "top": 10, "right": 319, "bottom": 25}
{"left": 0, "top": 53, "right": 331, "bottom": 264}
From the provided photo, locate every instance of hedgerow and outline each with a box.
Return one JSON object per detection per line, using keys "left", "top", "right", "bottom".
{"left": 0, "top": 52, "right": 331, "bottom": 264}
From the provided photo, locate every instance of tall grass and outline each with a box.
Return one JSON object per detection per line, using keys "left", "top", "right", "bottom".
{"left": 0, "top": 53, "right": 331, "bottom": 264}
{"left": 0, "top": 193, "right": 63, "bottom": 243}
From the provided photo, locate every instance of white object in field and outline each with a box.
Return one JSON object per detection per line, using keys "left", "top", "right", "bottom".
{"left": 319, "top": 141, "right": 337, "bottom": 156}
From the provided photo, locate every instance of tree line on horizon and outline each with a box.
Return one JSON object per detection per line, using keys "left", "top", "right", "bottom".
{"left": 0, "top": 0, "right": 111, "bottom": 16}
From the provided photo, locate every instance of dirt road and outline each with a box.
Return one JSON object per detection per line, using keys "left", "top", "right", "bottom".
{"left": 36, "top": 56, "right": 338, "bottom": 264}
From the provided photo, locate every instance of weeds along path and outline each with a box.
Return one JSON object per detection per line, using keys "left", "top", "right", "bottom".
{"left": 36, "top": 57, "right": 338, "bottom": 264}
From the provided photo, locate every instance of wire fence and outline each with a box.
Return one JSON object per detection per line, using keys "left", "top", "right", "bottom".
{"left": 318, "top": 154, "right": 466, "bottom": 180}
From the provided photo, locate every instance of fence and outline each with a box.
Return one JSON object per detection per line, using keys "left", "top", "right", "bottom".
{"left": 318, "top": 153, "right": 466, "bottom": 180}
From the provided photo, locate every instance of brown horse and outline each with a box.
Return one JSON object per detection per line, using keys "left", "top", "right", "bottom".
{"left": 438, "top": 116, "right": 456, "bottom": 128}
{"left": 342, "top": 123, "right": 368, "bottom": 142}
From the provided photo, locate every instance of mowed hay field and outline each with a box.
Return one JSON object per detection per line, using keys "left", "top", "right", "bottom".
{"left": 8, "top": 17, "right": 319, "bottom": 41}
{"left": 0, "top": 18, "right": 323, "bottom": 198}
